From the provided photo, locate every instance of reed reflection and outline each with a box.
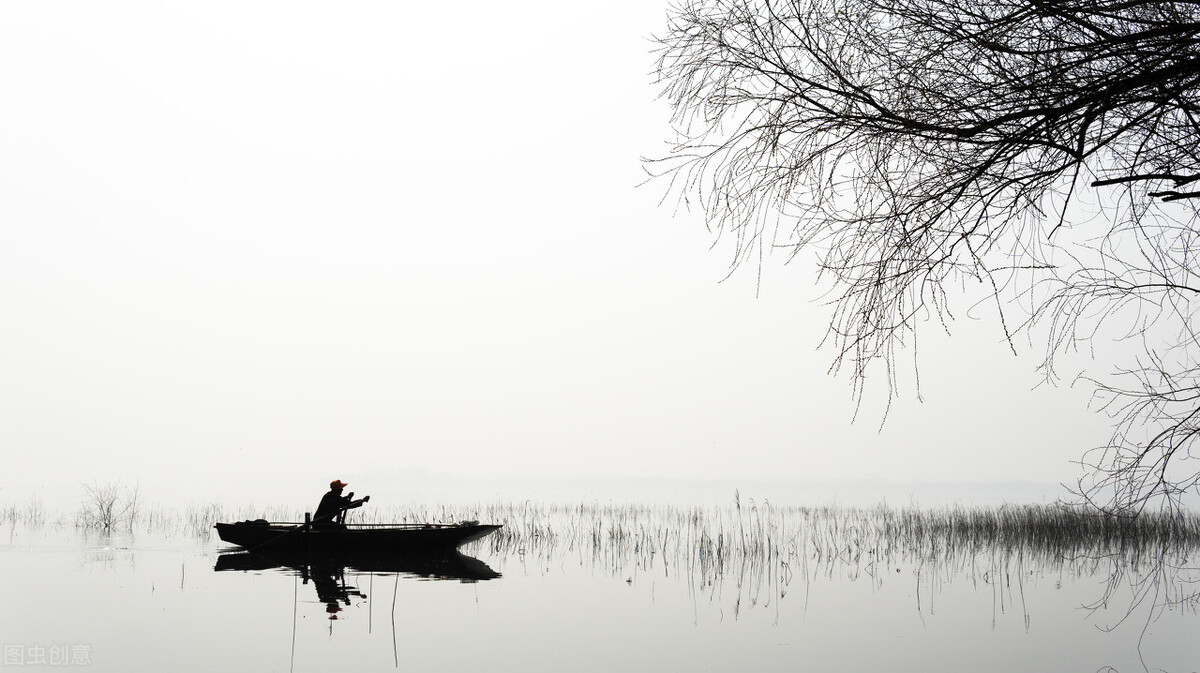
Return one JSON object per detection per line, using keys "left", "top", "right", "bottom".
{"left": 472, "top": 499, "right": 1200, "bottom": 633}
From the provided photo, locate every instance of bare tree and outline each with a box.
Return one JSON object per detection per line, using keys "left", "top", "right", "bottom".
{"left": 79, "top": 481, "right": 141, "bottom": 531}
{"left": 650, "top": 0, "right": 1200, "bottom": 514}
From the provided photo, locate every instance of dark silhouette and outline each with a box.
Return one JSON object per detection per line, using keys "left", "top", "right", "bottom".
{"left": 304, "top": 560, "right": 365, "bottom": 618}
{"left": 214, "top": 549, "right": 502, "bottom": 582}
{"left": 312, "top": 480, "right": 370, "bottom": 527}
{"left": 215, "top": 519, "right": 502, "bottom": 552}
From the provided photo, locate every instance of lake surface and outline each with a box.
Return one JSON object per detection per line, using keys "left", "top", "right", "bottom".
{"left": 2, "top": 502, "right": 1198, "bottom": 672}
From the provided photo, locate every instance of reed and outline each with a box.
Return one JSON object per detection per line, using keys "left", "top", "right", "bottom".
{"left": 397, "top": 499, "right": 1200, "bottom": 615}
{"left": 8, "top": 493, "right": 1200, "bottom": 611}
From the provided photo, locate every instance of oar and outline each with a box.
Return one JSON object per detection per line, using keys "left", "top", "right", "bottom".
{"left": 244, "top": 513, "right": 315, "bottom": 554}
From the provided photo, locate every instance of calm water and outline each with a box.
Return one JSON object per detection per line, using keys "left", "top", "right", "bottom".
{"left": 2, "top": 502, "right": 1198, "bottom": 672}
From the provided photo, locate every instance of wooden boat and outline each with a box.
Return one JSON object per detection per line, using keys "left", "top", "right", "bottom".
{"left": 215, "top": 519, "right": 502, "bottom": 552}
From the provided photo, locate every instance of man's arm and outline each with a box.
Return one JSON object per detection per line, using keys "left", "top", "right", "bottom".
{"left": 334, "top": 493, "right": 371, "bottom": 523}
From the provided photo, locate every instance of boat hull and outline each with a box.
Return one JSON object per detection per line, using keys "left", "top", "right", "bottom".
{"left": 215, "top": 521, "right": 501, "bottom": 552}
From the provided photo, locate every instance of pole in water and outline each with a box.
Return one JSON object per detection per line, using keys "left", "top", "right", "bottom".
{"left": 392, "top": 574, "right": 400, "bottom": 668}
{"left": 289, "top": 572, "right": 298, "bottom": 673}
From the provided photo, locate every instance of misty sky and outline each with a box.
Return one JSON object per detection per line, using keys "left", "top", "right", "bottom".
{"left": 0, "top": 1, "right": 1110, "bottom": 509}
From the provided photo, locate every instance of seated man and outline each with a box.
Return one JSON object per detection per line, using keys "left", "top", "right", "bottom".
{"left": 312, "top": 479, "right": 369, "bottom": 527}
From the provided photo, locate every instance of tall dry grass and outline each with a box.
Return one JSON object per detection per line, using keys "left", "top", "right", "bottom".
{"left": 5, "top": 493, "right": 1198, "bottom": 617}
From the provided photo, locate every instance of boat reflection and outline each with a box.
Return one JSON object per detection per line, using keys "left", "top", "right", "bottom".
{"left": 215, "top": 549, "right": 500, "bottom": 617}
{"left": 215, "top": 548, "right": 500, "bottom": 581}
